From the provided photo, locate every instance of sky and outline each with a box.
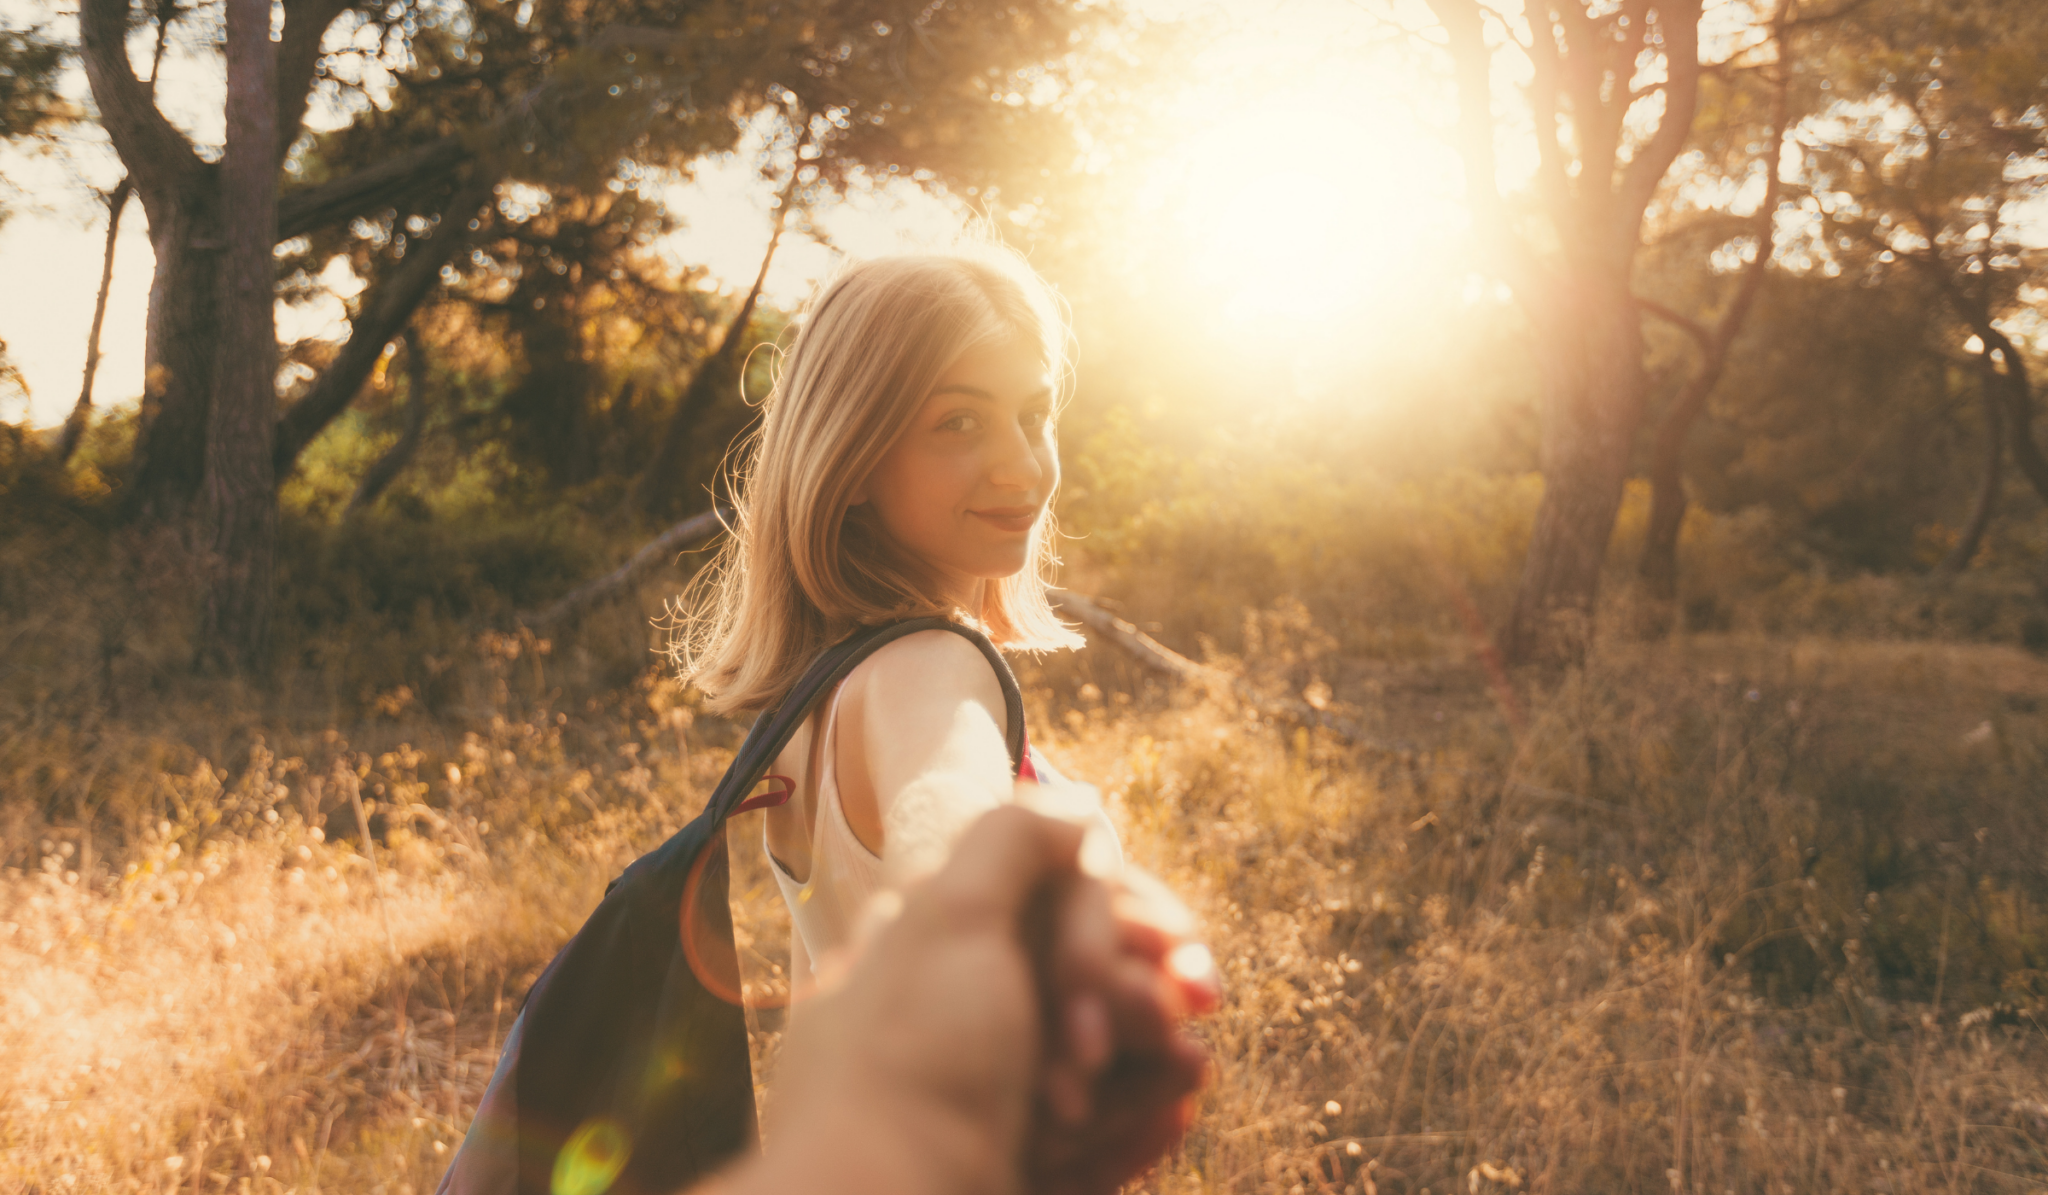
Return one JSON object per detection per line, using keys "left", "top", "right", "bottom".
{"left": 0, "top": 0, "right": 1461, "bottom": 428}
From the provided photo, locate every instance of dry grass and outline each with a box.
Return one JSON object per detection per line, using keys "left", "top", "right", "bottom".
{"left": 1030, "top": 631, "right": 2048, "bottom": 1195}
{"left": 4, "top": 628, "right": 2047, "bottom": 1194}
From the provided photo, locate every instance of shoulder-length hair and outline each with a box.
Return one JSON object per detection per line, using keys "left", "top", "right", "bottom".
{"left": 672, "top": 246, "right": 1082, "bottom": 714}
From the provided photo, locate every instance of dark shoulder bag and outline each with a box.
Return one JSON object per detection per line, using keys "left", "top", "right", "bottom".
{"left": 438, "top": 617, "right": 1027, "bottom": 1195}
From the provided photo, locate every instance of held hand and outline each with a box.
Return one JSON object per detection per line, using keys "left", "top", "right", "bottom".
{"left": 748, "top": 807, "right": 1087, "bottom": 1195}
{"left": 1027, "top": 865, "right": 1218, "bottom": 1195}
{"left": 734, "top": 806, "right": 1216, "bottom": 1195}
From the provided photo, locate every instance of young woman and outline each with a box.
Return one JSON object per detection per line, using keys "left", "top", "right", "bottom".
{"left": 676, "top": 248, "right": 1120, "bottom": 979}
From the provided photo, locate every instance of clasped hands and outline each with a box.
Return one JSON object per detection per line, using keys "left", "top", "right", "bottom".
{"left": 722, "top": 800, "right": 1218, "bottom": 1195}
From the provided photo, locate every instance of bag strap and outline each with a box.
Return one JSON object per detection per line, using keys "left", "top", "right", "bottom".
{"left": 705, "top": 618, "right": 1026, "bottom": 825}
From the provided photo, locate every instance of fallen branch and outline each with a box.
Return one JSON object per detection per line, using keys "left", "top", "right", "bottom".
{"left": 523, "top": 507, "right": 728, "bottom": 631}
{"left": 1050, "top": 590, "right": 1641, "bottom": 817}
{"left": 1049, "top": 589, "right": 1409, "bottom": 754}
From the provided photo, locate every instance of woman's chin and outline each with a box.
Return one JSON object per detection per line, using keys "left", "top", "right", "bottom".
{"left": 977, "top": 557, "right": 1033, "bottom": 584}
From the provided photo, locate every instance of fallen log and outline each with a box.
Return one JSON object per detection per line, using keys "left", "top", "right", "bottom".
{"left": 1049, "top": 589, "right": 1410, "bottom": 754}
{"left": 1048, "top": 590, "right": 1641, "bottom": 816}
{"left": 524, "top": 507, "right": 728, "bottom": 631}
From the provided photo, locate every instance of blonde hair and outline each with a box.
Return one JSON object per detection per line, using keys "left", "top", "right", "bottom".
{"left": 672, "top": 247, "right": 1082, "bottom": 714}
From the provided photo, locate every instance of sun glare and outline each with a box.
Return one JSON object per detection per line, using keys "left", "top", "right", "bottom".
{"left": 1168, "top": 108, "right": 1460, "bottom": 325}
{"left": 1133, "top": 11, "right": 1466, "bottom": 334}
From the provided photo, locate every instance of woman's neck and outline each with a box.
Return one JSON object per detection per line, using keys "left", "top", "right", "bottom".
{"left": 938, "top": 575, "right": 986, "bottom": 619}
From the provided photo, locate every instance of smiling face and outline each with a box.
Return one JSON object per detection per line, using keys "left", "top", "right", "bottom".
{"left": 853, "top": 337, "right": 1058, "bottom": 611}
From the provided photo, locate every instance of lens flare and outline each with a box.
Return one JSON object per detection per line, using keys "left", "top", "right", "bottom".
{"left": 551, "top": 1118, "right": 631, "bottom": 1195}
{"left": 679, "top": 827, "right": 749, "bottom": 1006}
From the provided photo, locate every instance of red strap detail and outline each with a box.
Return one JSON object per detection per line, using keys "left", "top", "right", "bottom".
{"left": 1018, "top": 731, "right": 1038, "bottom": 783}
{"left": 734, "top": 773, "right": 797, "bottom": 814}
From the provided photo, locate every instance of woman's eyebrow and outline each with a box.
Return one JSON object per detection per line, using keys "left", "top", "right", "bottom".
{"left": 926, "top": 383, "right": 1054, "bottom": 401}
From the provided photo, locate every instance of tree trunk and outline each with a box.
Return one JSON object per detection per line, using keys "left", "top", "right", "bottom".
{"left": 1905, "top": 256, "right": 2048, "bottom": 509}
{"left": 78, "top": 0, "right": 224, "bottom": 526}
{"left": 1979, "top": 330, "right": 2048, "bottom": 508}
{"left": 1637, "top": 58, "right": 1789, "bottom": 606}
{"left": 1430, "top": 0, "right": 1704, "bottom": 668}
{"left": 1636, "top": 372, "right": 1706, "bottom": 604}
{"left": 1937, "top": 371, "right": 2004, "bottom": 577}
{"left": 125, "top": 184, "right": 225, "bottom": 523}
{"left": 628, "top": 306, "right": 757, "bottom": 518}
{"left": 346, "top": 328, "right": 429, "bottom": 516}
{"left": 629, "top": 193, "right": 790, "bottom": 520}
{"left": 58, "top": 177, "right": 132, "bottom": 465}
{"left": 194, "top": 0, "right": 279, "bottom": 671}
{"left": 1503, "top": 279, "right": 1649, "bottom": 665}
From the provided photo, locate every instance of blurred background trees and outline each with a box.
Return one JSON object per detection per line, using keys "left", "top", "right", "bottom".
{"left": 1, "top": 0, "right": 2045, "bottom": 680}
{"left": 61, "top": 0, "right": 1092, "bottom": 666}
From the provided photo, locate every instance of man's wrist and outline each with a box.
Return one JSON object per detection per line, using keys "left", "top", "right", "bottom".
{"left": 733, "top": 1091, "right": 1006, "bottom": 1195}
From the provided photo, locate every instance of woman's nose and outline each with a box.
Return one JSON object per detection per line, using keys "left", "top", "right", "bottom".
{"left": 987, "top": 419, "right": 1046, "bottom": 492}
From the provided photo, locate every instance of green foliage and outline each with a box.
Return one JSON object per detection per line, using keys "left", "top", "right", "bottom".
{"left": 1686, "top": 272, "right": 1991, "bottom": 571}
{"left": 1796, "top": 0, "right": 2048, "bottom": 328}
{"left": 0, "top": 22, "right": 68, "bottom": 145}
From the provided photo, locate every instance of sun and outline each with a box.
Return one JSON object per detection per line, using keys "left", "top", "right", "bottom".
{"left": 1174, "top": 111, "right": 1459, "bottom": 325}
{"left": 1131, "top": 16, "right": 1466, "bottom": 331}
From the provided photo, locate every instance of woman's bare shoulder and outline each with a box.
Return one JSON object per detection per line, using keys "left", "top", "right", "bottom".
{"left": 841, "top": 629, "right": 1006, "bottom": 721}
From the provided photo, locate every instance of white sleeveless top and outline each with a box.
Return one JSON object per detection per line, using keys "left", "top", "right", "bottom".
{"left": 763, "top": 684, "right": 1120, "bottom": 976}
{"left": 764, "top": 686, "right": 883, "bottom": 977}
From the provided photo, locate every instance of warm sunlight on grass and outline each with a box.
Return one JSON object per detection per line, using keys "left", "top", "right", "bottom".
{"left": 7, "top": 630, "right": 2046, "bottom": 1192}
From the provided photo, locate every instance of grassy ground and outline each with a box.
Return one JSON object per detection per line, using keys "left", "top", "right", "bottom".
{"left": 3, "top": 628, "right": 2047, "bottom": 1193}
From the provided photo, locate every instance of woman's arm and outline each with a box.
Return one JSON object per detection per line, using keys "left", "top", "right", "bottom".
{"left": 834, "top": 630, "right": 1016, "bottom": 886}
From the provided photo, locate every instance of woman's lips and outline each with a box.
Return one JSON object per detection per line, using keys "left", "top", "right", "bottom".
{"left": 970, "top": 506, "right": 1040, "bottom": 534}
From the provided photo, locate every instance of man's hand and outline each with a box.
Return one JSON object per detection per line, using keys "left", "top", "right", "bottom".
{"left": 723, "top": 806, "right": 1214, "bottom": 1195}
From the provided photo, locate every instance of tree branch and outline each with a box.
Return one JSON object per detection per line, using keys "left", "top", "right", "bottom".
{"left": 1524, "top": 7, "right": 1580, "bottom": 236}
{"left": 59, "top": 177, "right": 133, "bottom": 465}
{"left": 273, "top": 177, "right": 493, "bottom": 478}
{"left": 274, "top": 23, "right": 699, "bottom": 243}
{"left": 276, "top": 0, "right": 354, "bottom": 162}
{"left": 629, "top": 145, "right": 805, "bottom": 517}
{"left": 1636, "top": 18, "right": 1788, "bottom": 600}
{"left": 1429, "top": 0, "right": 1550, "bottom": 299}
{"left": 78, "top": 0, "right": 203, "bottom": 202}
{"left": 1613, "top": 0, "right": 1705, "bottom": 243}
{"left": 1553, "top": 0, "right": 1617, "bottom": 189}
{"left": 345, "top": 324, "right": 430, "bottom": 516}
{"left": 277, "top": 134, "right": 471, "bottom": 240}
{"left": 1635, "top": 296, "right": 1711, "bottom": 349}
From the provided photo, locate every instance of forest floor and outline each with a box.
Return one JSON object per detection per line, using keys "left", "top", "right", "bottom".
{"left": 3, "top": 632, "right": 2047, "bottom": 1194}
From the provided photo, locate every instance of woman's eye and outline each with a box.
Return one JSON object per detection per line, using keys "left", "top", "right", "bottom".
{"left": 939, "top": 413, "right": 980, "bottom": 433}
{"left": 1021, "top": 409, "right": 1051, "bottom": 433}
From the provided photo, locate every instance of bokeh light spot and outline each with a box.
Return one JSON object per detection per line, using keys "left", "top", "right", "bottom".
{"left": 551, "top": 1117, "right": 631, "bottom": 1195}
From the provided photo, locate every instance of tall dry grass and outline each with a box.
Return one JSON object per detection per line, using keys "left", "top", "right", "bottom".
{"left": 4, "top": 622, "right": 2046, "bottom": 1193}
{"left": 1029, "top": 628, "right": 2048, "bottom": 1194}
